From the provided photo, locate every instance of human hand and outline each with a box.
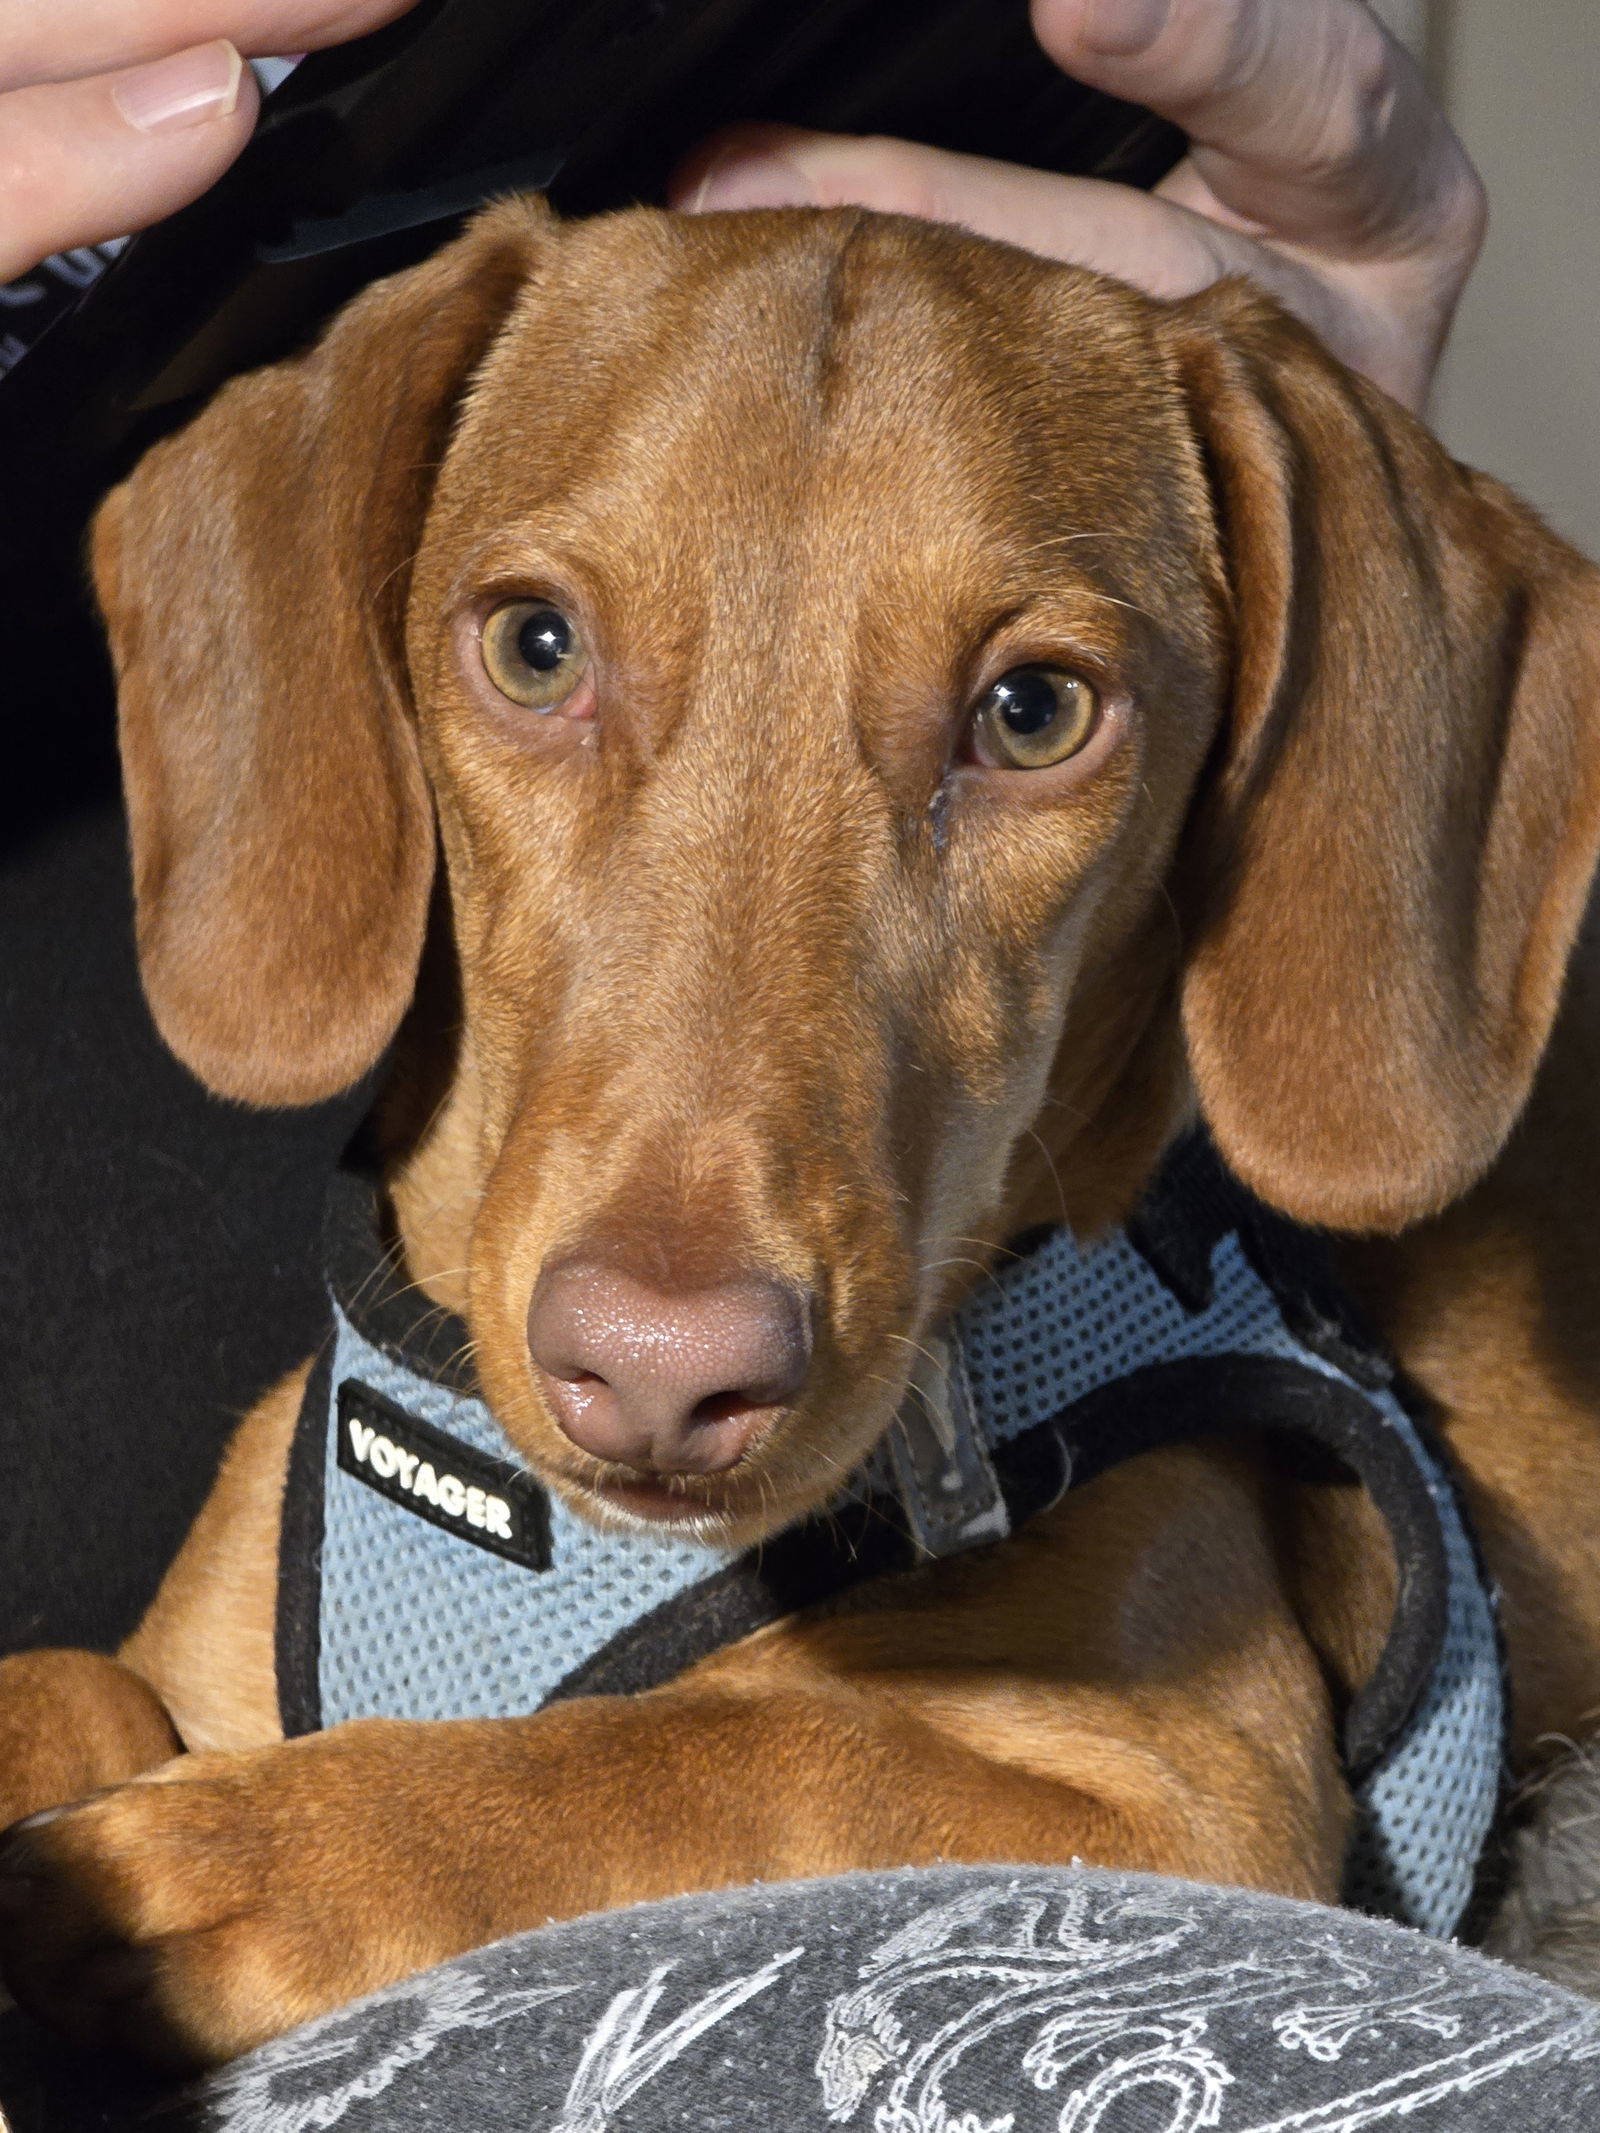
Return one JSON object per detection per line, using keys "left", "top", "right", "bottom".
{"left": 672, "top": 0, "right": 1484, "bottom": 412}
{"left": 0, "top": 2, "right": 419, "bottom": 285}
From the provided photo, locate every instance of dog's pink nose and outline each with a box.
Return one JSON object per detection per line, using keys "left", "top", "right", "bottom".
{"left": 527, "top": 1262, "right": 811, "bottom": 1475}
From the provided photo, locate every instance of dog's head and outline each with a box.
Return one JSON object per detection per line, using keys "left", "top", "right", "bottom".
{"left": 93, "top": 198, "right": 1600, "bottom": 1542}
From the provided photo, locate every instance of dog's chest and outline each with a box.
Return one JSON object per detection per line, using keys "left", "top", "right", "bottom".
{"left": 276, "top": 1144, "right": 1504, "bottom": 1940}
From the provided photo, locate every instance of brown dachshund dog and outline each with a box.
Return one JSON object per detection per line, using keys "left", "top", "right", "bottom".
{"left": 3, "top": 195, "right": 1600, "bottom": 2068}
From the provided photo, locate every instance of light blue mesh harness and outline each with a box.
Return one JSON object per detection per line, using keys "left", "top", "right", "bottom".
{"left": 276, "top": 1138, "right": 1506, "bottom": 1941}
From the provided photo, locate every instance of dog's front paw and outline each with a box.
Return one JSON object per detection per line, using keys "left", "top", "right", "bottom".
{"left": 0, "top": 1728, "right": 475, "bottom": 2068}
{"left": 0, "top": 1649, "right": 180, "bottom": 1829}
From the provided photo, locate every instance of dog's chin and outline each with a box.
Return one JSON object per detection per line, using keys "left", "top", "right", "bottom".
{"left": 547, "top": 1457, "right": 860, "bottom": 1551}
{"left": 558, "top": 1472, "right": 788, "bottom": 1549}
{"left": 585, "top": 1473, "right": 748, "bottom": 1542}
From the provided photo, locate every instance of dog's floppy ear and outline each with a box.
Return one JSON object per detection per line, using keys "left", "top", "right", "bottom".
{"left": 92, "top": 197, "right": 553, "bottom": 1106}
{"left": 1163, "top": 281, "right": 1600, "bottom": 1232}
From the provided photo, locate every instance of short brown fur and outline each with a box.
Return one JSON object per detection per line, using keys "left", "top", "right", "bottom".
{"left": 4, "top": 197, "right": 1600, "bottom": 2067}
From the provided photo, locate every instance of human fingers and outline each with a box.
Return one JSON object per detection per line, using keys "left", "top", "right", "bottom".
{"left": 0, "top": 3, "right": 421, "bottom": 284}
{"left": 672, "top": 0, "right": 1474, "bottom": 264}
{"left": 677, "top": 123, "right": 1230, "bottom": 293}
{"left": 675, "top": 124, "right": 1359, "bottom": 357}
{"left": 0, "top": 45, "right": 258, "bottom": 282}
{"left": 2, "top": 2, "right": 415, "bottom": 92}
{"left": 1031, "top": 0, "right": 1481, "bottom": 266}
{"left": 671, "top": 0, "right": 1481, "bottom": 409}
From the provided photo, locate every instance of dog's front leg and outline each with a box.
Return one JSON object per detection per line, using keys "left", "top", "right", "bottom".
{"left": 0, "top": 1449, "right": 1350, "bottom": 2070}
{"left": 0, "top": 1694, "right": 1045, "bottom": 2067}
{"left": 0, "top": 1679, "right": 1299, "bottom": 2070}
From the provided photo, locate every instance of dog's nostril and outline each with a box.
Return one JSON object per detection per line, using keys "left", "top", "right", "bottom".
{"left": 688, "top": 1389, "right": 758, "bottom": 1431}
{"left": 527, "top": 1259, "right": 811, "bottom": 1477}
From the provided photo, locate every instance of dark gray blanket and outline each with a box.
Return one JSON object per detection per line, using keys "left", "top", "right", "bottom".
{"left": 6, "top": 1866, "right": 1600, "bottom": 2131}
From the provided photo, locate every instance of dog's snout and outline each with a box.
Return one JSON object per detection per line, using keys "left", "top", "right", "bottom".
{"left": 527, "top": 1262, "right": 811, "bottom": 1476}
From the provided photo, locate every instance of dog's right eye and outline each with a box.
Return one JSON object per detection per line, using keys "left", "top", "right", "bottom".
{"left": 970, "top": 665, "right": 1099, "bottom": 771}
{"left": 480, "top": 601, "right": 590, "bottom": 711}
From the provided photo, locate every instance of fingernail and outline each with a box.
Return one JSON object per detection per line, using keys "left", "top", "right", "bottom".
{"left": 1079, "top": 0, "right": 1173, "bottom": 55}
{"left": 691, "top": 150, "right": 817, "bottom": 214}
{"left": 112, "top": 40, "right": 244, "bottom": 134}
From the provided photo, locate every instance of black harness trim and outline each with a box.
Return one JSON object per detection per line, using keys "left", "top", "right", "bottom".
{"left": 1129, "top": 1130, "right": 1391, "bottom": 1392}
{"left": 545, "top": 1488, "right": 917, "bottom": 1707}
{"left": 1010, "top": 1356, "right": 1447, "bottom": 1780}
{"left": 324, "top": 1166, "right": 478, "bottom": 1395}
{"left": 277, "top": 1342, "right": 331, "bottom": 1739}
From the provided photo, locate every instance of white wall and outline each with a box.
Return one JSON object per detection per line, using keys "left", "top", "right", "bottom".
{"left": 1374, "top": 0, "right": 1600, "bottom": 558}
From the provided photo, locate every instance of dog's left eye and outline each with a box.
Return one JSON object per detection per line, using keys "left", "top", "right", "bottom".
{"left": 481, "top": 601, "right": 589, "bottom": 710}
{"left": 970, "top": 665, "right": 1098, "bottom": 770}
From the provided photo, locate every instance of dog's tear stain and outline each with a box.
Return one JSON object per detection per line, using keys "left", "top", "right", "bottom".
{"left": 928, "top": 778, "right": 952, "bottom": 855}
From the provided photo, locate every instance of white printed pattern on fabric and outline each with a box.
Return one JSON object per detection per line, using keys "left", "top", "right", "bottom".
{"left": 815, "top": 1880, "right": 1600, "bottom": 2133}
{"left": 194, "top": 1966, "right": 578, "bottom": 2132}
{"left": 552, "top": 1946, "right": 804, "bottom": 2133}
{"left": 191, "top": 1878, "right": 1600, "bottom": 2133}
{"left": 315, "top": 1220, "right": 1501, "bottom": 1937}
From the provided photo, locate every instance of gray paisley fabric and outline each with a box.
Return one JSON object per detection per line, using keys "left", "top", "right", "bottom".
{"left": 7, "top": 1867, "right": 1600, "bottom": 2131}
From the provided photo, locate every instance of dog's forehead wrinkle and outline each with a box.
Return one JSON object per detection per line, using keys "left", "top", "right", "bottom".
{"left": 457, "top": 213, "right": 1179, "bottom": 555}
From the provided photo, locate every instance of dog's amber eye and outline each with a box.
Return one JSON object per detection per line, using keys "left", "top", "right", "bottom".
{"left": 971, "top": 666, "right": 1098, "bottom": 770}
{"left": 481, "top": 601, "right": 589, "bottom": 710}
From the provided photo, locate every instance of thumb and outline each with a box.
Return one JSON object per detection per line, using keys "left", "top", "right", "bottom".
{"left": 0, "top": 43, "right": 258, "bottom": 283}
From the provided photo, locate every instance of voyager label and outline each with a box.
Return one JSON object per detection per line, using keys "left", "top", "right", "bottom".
{"left": 335, "top": 1378, "right": 552, "bottom": 1572}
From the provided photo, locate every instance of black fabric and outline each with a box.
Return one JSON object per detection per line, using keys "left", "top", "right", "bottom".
{"left": 0, "top": 804, "right": 368, "bottom": 1657}
{"left": 6, "top": 1866, "right": 1600, "bottom": 2132}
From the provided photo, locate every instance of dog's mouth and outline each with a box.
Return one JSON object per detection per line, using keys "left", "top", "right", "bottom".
{"left": 552, "top": 1407, "right": 894, "bottom": 1545}
{"left": 571, "top": 1462, "right": 763, "bottom": 1541}
{"left": 503, "top": 1290, "right": 924, "bottom": 1545}
{"left": 592, "top": 1471, "right": 727, "bottom": 1524}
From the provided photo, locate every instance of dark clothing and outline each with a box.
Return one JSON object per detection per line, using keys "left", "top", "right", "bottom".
{"left": 6, "top": 1866, "right": 1600, "bottom": 2131}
